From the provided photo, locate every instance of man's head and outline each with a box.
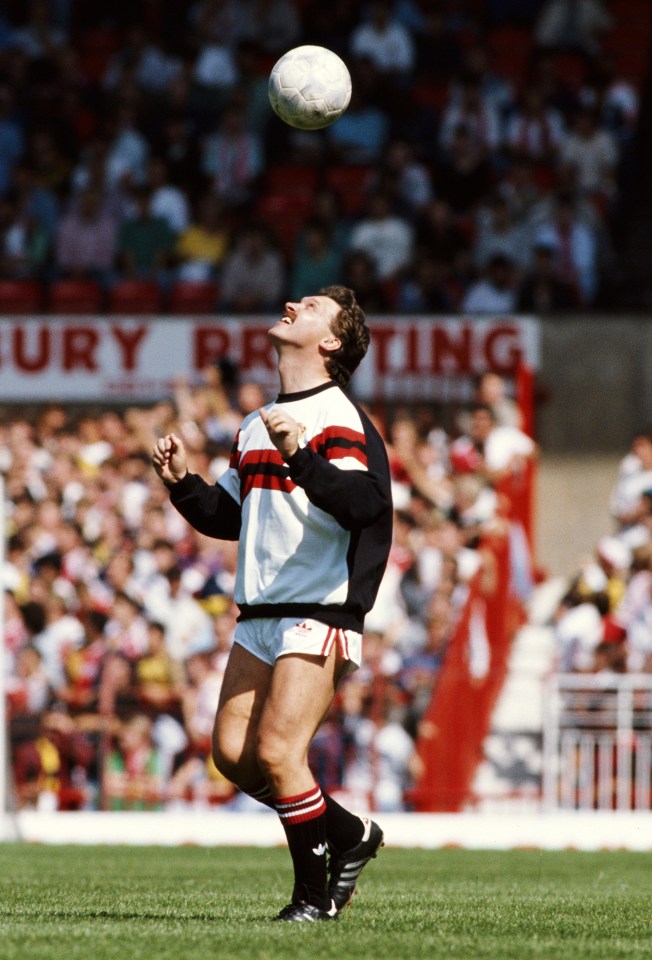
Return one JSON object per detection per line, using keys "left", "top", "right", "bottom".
{"left": 270, "top": 286, "right": 369, "bottom": 388}
{"left": 319, "top": 285, "right": 370, "bottom": 387}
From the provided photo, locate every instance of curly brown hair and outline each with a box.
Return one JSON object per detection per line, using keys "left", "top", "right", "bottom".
{"left": 319, "top": 285, "right": 370, "bottom": 387}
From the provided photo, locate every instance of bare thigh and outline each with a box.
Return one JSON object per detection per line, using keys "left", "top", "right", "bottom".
{"left": 212, "top": 642, "right": 273, "bottom": 790}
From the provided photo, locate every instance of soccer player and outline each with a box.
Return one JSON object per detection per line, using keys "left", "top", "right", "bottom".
{"left": 152, "top": 286, "right": 392, "bottom": 921}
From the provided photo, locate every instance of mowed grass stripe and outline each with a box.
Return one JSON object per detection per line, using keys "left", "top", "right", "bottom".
{"left": 0, "top": 845, "right": 650, "bottom": 960}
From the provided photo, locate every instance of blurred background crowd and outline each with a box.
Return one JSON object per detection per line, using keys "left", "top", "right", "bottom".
{"left": 3, "top": 0, "right": 652, "bottom": 815}
{"left": 3, "top": 364, "right": 537, "bottom": 814}
{"left": 0, "top": 0, "right": 648, "bottom": 314}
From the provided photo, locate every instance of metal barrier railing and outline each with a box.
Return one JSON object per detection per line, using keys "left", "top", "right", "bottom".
{"left": 542, "top": 674, "right": 652, "bottom": 811}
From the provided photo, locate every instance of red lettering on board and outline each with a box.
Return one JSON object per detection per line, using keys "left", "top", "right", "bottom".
{"left": 194, "top": 327, "right": 231, "bottom": 368}
{"left": 483, "top": 325, "right": 523, "bottom": 373}
{"left": 242, "top": 328, "right": 275, "bottom": 369}
{"left": 63, "top": 327, "right": 99, "bottom": 371}
{"left": 432, "top": 326, "right": 472, "bottom": 373}
{"left": 370, "top": 327, "right": 396, "bottom": 374}
{"left": 111, "top": 325, "right": 147, "bottom": 371}
{"left": 13, "top": 326, "right": 50, "bottom": 372}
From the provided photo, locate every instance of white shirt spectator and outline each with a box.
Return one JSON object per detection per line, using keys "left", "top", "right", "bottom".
{"left": 462, "top": 279, "right": 516, "bottom": 314}
{"left": 351, "top": 19, "right": 415, "bottom": 75}
{"left": 348, "top": 206, "right": 413, "bottom": 279}
{"left": 555, "top": 601, "right": 603, "bottom": 672}
{"left": 150, "top": 185, "right": 190, "bottom": 235}
{"left": 483, "top": 425, "right": 535, "bottom": 473}
{"left": 559, "top": 125, "right": 618, "bottom": 195}
{"left": 193, "top": 44, "right": 237, "bottom": 88}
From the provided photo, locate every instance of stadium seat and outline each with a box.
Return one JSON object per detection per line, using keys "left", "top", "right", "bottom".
{"left": 0, "top": 279, "right": 43, "bottom": 314}
{"left": 324, "top": 165, "right": 373, "bottom": 215}
{"left": 48, "top": 279, "right": 104, "bottom": 314}
{"left": 168, "top": 280, "right": 220, "bottom": 314}
{"left": 264, "top": 165, "right": 319, "bottom": 196}
{"left": 108, "top": 279, "right": 162, "bottom": 314}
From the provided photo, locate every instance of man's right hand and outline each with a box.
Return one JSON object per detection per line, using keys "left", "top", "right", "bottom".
{"left": 151, "top": 433, "right": 188, "bottom": 485}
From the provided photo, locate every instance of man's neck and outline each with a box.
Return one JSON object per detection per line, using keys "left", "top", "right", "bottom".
{"left": 277, "top": 353, "right": 332, "bottom": 395}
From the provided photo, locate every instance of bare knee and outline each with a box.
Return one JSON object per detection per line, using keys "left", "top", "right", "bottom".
{"left": 257, "top": 731, "right": 304, "bottom": 783}
{"left": 212, "top": 727, "right": 256, "bottom": 789}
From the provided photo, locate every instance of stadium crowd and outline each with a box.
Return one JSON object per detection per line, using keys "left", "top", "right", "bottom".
{"left": 0, "top": 0, "right": 646, "bottom": 314}
{"left": 553, "top": 426, "right": 652, "bottom": 677}
{"left": 2, "top": 365, "right": 538, "bottom": 813}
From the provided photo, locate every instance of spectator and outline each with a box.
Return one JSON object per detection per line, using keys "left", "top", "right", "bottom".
{"left": 505, "top": 86, "right": 565, "bottom": 165}
{"left": 176, "top": 192, "right": 229, "bottom": 282}
{"left": 201, "top": 102, "right": 264, "bottom": 209}
{"left": 474, "top": 194, "right": 529, "bottom": 273}
{"left": 54, "top": 185, "right": 117, "bottom": 285}
{"left": 461, "top": 253, "right": 518, "bottom": 314}
{"left": 289, "top": 217, "right": 343, "bottom": 300}
{"left": 135, "top": 620, "right": 185, "bottom": 711}
{"left": 434, "top": 123, "right": 493, "bottom": 215}
{"left": 348, "top": 191, "right": 413, "bottom": 281}
{"left": 610, "top": 428, "right": 652, "bottom": 533}
{"left": 350, "top": 0, "right": 416, "bottom": 82}
{"left": 341, "top": 248, "right": 392, "bottom": 313}
{"left": 104, "top": 24, "right": 182, "bottom": 95}
{"left": 116, "top": 185, "right": 176, "bottom": 281}
{"left": 10, "top": 0, "right": 68, "bottom": 60}
{"left": 558, "top": 105, "right": 618, "bottom": 200}
{"left": 439, "top": 74, "right": 502, "bottom": 157}
{"left": 534, "top": 193, "right": 598, "bottom": 305}
{"left": 413, "top": 198, "right": 470, "bottom": 268}
{"left": 475, "top": 371, "right": 522, "bottom": 429}
{"left": 104, "top": 714, "right": 165, "bottom": 810}
{"left": 104, "top": 105, "right": 150, "bottom": 189}
{"left": 554, "top": 588, "right": 607, "bottom": 672}
{"left": 156, "top": 114, "right": 203, "bottom": 201}
{"left": 148, "top": 155, "right": 190, "bottom": 236}
{"left": 612, "top": 544, "right": 652, "bottom": 672}
{"left": 397, "top": 255, "right": 457, "bottom": 313}
{"left": 451, "top": 401, "right": 536, "bottom": 483}
{"left": 517, "top": 240, "right": 576, "bottom": 311}
{"left": 34, "top": 594, "right": 85, "bottom": 690}
{"left": 150, "top": 565, "right": 215, "bottom": 665}
{"left": 372, "top": 138, "right": 433, "bottom": 218}
{"left": 0, "top": 83, "right": 25, "bottom": 197}
{"left": 241, "top": 0, "right": 301, "bottom": 55}
{"left": 219, "top": 221, "right": 284, "bottom": 312}
{"left": 534, "top": 0, "right": 612, "bottom": 57}
{"left": 325, "top": 84, "right": 390, "bottom": 166}
{"left": 0, "top": 194, "right": 50, "bottom": 280}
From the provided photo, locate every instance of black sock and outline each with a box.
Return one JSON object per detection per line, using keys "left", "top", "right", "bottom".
{"left": 323, "top": 792, "right": 365, "bottom": 851}
{"left": 275, "top": 785, "right": 329, "bottom": 910}
{"left": 247, "top": 781, "right": 365, "bottom": 852}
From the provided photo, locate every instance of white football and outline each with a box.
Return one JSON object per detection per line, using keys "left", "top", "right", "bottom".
{"left": 268, "top": 45, "right": 352, "bottom": 131}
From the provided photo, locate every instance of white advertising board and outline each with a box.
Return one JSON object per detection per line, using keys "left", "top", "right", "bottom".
{"left": 0, "top": 315, "right": 540, "bottom": 402}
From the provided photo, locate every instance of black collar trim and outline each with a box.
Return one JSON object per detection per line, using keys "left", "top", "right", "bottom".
{"left": 276, "top": 381, "right": 338, "bottom": 403}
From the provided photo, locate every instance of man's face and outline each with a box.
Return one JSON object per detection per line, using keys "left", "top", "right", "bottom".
{"left": 268, "top": 295, "right": 340, "bottom": 353}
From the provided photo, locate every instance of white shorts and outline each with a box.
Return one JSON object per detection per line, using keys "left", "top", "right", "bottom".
{"left": 234, "top": 617, "right": 362, "bottom": 673}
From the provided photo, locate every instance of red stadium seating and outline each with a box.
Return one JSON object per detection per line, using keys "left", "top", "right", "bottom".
{"left": 48, "top": 279, "right": 104, "bottom": 314}
{"left": 324, "top": 165, "right": 373, "bottom": 215}
{"left": 168, "top": 280, "right": 220, "bottom": 314}
{"left": 108, "top": 279, "right": 162, "bottom": 314}
{"left": 0, "top": 280, "right": 43, "bottom": 314}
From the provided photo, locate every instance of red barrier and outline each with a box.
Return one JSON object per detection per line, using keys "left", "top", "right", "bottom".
{"left": 410, "top": 530, "right": 521, "bottom": 811}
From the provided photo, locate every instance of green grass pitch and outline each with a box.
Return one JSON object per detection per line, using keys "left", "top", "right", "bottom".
{"left": 0, "top": 843, "right": 650, "bottom": 960}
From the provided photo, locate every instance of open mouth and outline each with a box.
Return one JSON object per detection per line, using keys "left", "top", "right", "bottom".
{"left": 280, "top": 316, "right": 294, "bottom": 325}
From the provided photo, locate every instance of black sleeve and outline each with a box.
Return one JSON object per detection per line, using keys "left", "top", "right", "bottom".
{"left": 167, "top": 472, "right": 241, "bottom": 540}
{"left": 285, "top": 427, "right": 392, "bottom": 530}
